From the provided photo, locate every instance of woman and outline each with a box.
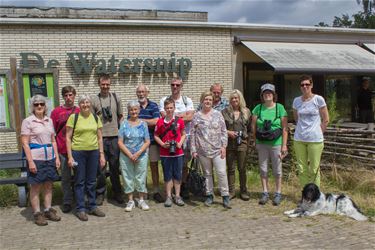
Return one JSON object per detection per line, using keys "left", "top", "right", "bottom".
{"left": 191, "top": 91, "right": 230, "bottom": 208}
{"left": 66, "top": 94, "right": 106, "bottom": 221}
{"left": 154, "top": 98, "right": 186, "bottom": 207}
{"left": 293, "top": 75, "right": 329, "bottom": 188}
{"left": 21, "top": 95, "right": 61, "bottom": 226}
{"left": 222, "top": 89, "right": 251, "bottom": 201}
{"left": 251, "top": 83, "right": 288, "bottom": 206}
{"left": 118, "top": 101, "right": 150, "bottom": 212}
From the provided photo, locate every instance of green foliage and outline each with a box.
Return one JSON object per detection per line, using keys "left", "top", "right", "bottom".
{"left": 327, "top": 92, "right": 340, "bottom": 125}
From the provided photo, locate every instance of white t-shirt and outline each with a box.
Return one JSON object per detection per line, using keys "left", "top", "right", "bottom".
{"left": 159, "top": 95, "right": 194, "bottom": 134}
{"left": 293, "top": 95, "right": 326, "bottom": 142}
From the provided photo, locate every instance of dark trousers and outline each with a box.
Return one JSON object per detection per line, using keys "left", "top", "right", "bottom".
{"left": 96, "top": 137, "right": 122, "bottom": 196}
{"left": 226, "top": 150, "right": 248, "bottom": 193}
{"left": 73, "top": 150, "right": 99, "bottom": 212}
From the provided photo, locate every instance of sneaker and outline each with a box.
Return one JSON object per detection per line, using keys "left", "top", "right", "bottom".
{"left": 138, "top": 200, "right": 150, "bottom": 211}
{"left": 125, "top": 200, "right": 135, "bottom": 212}
{"left": 88, "top": 208, "right": 106, "bottom": 217}
{"left": 76, "top": 211, "right": 88, "bottom": 221}
{"left": 153, "top": 192, "right": 164, "bottom": 203}
{"left": 273, "top": 193, "right": 282, "bottom": 206}
{"left": 259, "top": 192, "right": 269, "bottom": 205}
{"left": 174, "top": 196, "right": 185, "bottom": 206}
{"left": 240, "top": 191, "right": 250, "bottom": 201}
{"left": 96, "top": 194, "right": 105, "bottom": 206}
{"left": 204, "top": 194, "right": 214, "bottom": 207}
{"left": 44, "top": 208, "right": 61, "bottom": 221}
{"left": 164, "top": 197, "right": 173, "bottom": 207}
{"left": 222, "top": 196, "right": 232, "bottom": 209}
{"left": 114, "top": 193, "right": 124, "bottom": 204}
{"left": 34, "top": 212, "right": 48, "bottom": 226}
{"left": 61, "top": 204, "right": 72, "bottom": 213}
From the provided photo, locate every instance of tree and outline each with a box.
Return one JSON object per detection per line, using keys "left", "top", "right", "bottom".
{"left": 316, "top": 0, "right": 375, "bottom": 28}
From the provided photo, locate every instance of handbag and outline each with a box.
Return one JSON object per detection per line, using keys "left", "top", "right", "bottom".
{"left": 187, "top": 158, "right": 206, "bottom": 196}
{"left": 256, "top": 103, "right": 283, "bottom": 141}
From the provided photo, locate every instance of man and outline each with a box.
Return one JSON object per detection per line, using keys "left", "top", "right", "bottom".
{"left": 135, "top": 84, "right": 163, "bottom": 202}
{"left": 197, "top": 83, "right": 229, "bottom": 111}
{"left": 50, "top": 85, "right": 80, "bottom": 213}
{"left": 91, "top": 74, "right": 124, "bottom": 204}
{"left": 357, "top": 77, "right": 374, "bottom": 124}
{"left": 159, "top": 77, "right": 194, "bottom": 199}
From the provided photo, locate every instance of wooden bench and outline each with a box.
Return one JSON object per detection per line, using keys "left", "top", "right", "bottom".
{"left": 0, "top": 152, "right": 28, "bottom": 207}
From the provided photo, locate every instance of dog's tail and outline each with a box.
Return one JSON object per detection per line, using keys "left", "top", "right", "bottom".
{"left": 349, "top": 199, "right": 368, "bottom": 221}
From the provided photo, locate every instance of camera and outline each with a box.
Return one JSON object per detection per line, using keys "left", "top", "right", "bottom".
{"left": 236, "top": 131, "right": 243, "bottom": 145}
{"left": 102, "top": 106, "right": 112, "bottom": 122}
{"left": 169, "top": 140, "right": 177, "bottom": 155}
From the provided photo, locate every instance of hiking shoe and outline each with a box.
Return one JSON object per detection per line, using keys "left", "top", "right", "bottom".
{"left": 229, "top": 191, "right": 236, "bottom": 200}
{"left": 96, "top": 194, "right": 104, "bottom": 206}
{"left": 164, "top": 197, "right": 173, "bottom": 207}
{"left": 34, "top": 212, "right": 48, "bottom": 226}
{"left": 222, "top": 196, "right": 232, "bottom": 209}
{"left": 114, "top": 193, "right": 124, "bottom": 204}
{"left": 174, "top": 196, "right": 185, "bottom": 206}
{"left": 240, "top": 191, "right": 250, "bottom": 201}
{"left": 76, "top": 211, "right": 88, "bottom": 221}
{"left": 153, "top": 192, "right": 164, "bottom": 203}
{"left": 61, "top": 204, "right": 72, "bottom": 213}
{"left": 44, "top": 208, "right": 61, "bottom": 221}
{"left": 138, "top": 200, "right": 150, "bottom": 211}
{"left": 259, "top": 192, "right": 269, "bottom": 205}
{"left": 273, "top": 193, "right": 282, "bottom": 206}
{"left": 88, "top": 208, "right": 105, "bottom": 217}
{"left": 204, "top": 194, "right": 214, "bottom": 207}
{"left": 125, "top": 200, "right": 135, "bottom": 212}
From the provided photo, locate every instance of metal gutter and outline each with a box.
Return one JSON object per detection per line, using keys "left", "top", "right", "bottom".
{"left": 1, "top": 17, "right": 375, "bottom": 35}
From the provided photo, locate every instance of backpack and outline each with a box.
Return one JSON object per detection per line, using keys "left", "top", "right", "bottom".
{"left": 72, "top": 113, "right": 99, "bottom": 136}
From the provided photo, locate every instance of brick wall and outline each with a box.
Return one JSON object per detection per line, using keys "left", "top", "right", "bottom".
{"left": 0, "top": 24, "right": 233, "bottom": 153}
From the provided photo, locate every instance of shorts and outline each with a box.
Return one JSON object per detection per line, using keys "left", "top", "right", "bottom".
{"left": 27, "top": 159, "right": 60, "bottom": 185}
{"left": 161, "top": 155, "right": 184, "bottom": 182}
{"left": 149, "top": 144, "right": 160, "bottom": 162}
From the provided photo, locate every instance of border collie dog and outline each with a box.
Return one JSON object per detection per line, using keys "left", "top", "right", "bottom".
{"left": 284, "top": 183, "right": 368, "bottom": 221}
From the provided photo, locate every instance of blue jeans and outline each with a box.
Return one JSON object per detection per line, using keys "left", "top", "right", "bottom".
{"left": 60, "top": 154, "right": 74, "bottom": 205}
{"left": 72, "top": 150, "right": 99, "bottom": 212}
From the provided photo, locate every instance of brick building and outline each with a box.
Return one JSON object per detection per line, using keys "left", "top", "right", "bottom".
{"left": 0, "top": 7, "right": 374, "bottom": 153}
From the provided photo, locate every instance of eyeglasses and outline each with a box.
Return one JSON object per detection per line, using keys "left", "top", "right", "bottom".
{"left": 33, "top": 103, "right": 45, "bottom": 107}
{"left": 170, "top": 84, "right": 181, "bottom": 87}
{"left": 300, "top": 83, "right": 311, "bottom": 87}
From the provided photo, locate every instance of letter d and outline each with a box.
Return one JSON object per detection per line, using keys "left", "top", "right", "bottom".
{"left": 20, "top": 52, "right": 45, "bottom": 68}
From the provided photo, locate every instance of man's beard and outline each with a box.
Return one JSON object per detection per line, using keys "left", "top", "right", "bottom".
{"left": 138, "top": 97, "right": 146, "bottom": 103}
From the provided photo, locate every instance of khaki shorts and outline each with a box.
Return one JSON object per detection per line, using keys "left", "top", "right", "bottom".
{"left": 149, "top": 144, "right": 160, "bottom": 162}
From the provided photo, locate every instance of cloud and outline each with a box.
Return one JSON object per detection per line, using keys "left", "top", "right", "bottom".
{"left": 0, "top": 0, "right": 363, "bottom": 26}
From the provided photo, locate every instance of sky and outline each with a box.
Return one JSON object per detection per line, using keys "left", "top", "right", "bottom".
{"left": 0, "top": 0, "right": 364, "bottom": 26}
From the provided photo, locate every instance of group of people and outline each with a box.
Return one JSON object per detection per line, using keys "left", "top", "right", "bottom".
{"left": 22, "top": 74, "right": 330, "bottom": 226}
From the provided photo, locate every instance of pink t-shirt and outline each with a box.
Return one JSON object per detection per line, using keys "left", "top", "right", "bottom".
{"left": 50, "top": 105, "right": 80, "bottom": 155}
{"left": 21, "top": 114, "right": 55, "bottom": 161}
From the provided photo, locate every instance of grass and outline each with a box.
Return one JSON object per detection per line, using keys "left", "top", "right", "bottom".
{"left": 0, "top": 162, "right": 374, "bottom": 220}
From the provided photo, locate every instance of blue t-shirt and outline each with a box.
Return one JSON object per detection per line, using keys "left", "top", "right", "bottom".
{"left": 118, "top": 120, "right": 150, "bottom": 158}
{"left": 129, "top": 100, "right": 160, "bottom": 144}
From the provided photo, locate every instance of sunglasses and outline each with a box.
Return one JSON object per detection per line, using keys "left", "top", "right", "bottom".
{"left": 300, "top": 83, "right": 311, "bottom": 87}
{"left": 170, "top": 84, "right": 181, "bottom": 87}
{"left": 33, "top": 103, "right": 45, "bottom": 107}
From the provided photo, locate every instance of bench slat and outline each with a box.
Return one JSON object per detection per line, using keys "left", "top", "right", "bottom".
{"left": 0, "top": 177, "right": 27, "bottom": 185}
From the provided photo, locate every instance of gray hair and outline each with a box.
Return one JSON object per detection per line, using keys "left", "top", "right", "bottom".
{"left": 136, "top": 83, "right": 149, "bottom": 92}
{"left": 78, "top": 94, "right": 92, "bottom": 104}
{"left": 127, "top": 100, "right": 140, "bottom": 110}
{"left": 29, "top": 94, "right": 48, "bottom": 116}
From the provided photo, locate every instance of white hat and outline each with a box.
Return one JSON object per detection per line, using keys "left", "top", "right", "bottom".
{"left": 260, "top": 83, "right": 275, "bottom": 94}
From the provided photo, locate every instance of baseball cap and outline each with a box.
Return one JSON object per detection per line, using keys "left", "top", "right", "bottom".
{"left": 260, "top": 83, "right": 275, "bottom": 94}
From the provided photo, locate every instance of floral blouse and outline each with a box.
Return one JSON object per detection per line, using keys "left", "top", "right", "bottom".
{"left": 190, "top": 109, "right": 228, "bottom": 158}
{"left": 118, "top": 120, "right": 150, "bottom": 158}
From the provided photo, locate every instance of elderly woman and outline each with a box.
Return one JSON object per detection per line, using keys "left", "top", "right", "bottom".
{"left": 293, "top": 75, "right": 329, "bottom": 188}
{"left": 66, "top": 94, "right": 106, "bottom": 221}
{"left": 21, "top": 95, "right": 61, "bottom": 226}
{"left": 191, "top": 91, "right": 230, "bottom": 208}
{"left": 222, "top": 90, "right": 251, "bottom": 201}
{"left": 118, "top": 101, "right": 150, "bottom": 212}
{"left": 251, "top": 83, "right": 288, "bottom": 206}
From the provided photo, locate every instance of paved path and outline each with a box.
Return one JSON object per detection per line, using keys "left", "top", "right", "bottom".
{"left": 1, "top": 197, "right": 374, "bottom": 249}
